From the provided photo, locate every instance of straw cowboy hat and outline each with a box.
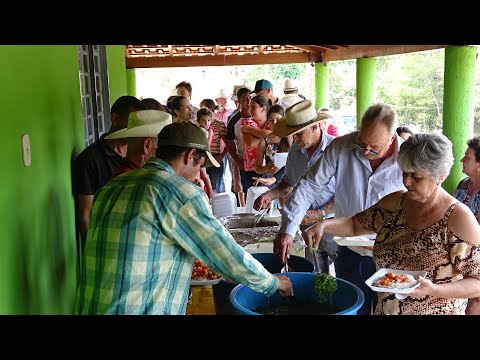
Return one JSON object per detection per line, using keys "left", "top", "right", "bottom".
{"left": 283, "top": 79, "right": 298, "bottom": 92}
{"left": 216, "top": 88, "right": 229, "bottom": 100}
{"left": 231, "top": 84, "right": 245, "bottom": 101}
{"left": 105, "top": 110, "right": 172, "bottom": 139}
{"left": 273, "top": 100, "right": 332, "bottom": 138}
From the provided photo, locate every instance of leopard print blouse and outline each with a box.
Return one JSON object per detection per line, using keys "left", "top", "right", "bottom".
{"left": 356, "top": 194, "right": 480, "bottom": 315}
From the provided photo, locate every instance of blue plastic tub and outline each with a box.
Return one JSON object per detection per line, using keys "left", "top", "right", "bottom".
{"left": 212, "top": 253, "right": 314, "bottom": 315}
{"left": 229, "top": 272, "right": 364, "bottom": 315}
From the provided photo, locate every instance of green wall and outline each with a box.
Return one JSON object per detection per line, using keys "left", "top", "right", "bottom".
{"left": 0, "top": 46, "right": 84, "bottom": 314}
{"left": 107, "top": 45, "right": 128, "bottom": 104}
{"left": 126, "top": 69, "right": 137, "bottom": 97}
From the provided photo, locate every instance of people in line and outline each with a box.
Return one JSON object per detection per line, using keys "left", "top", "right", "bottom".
{"left": 304, "top": 132, "right": 480, "bottom": 315}
{"left": 76, "top": 121, "right": 293, "bottom": 314}
{"left": 396, "top": 126, "right": 414, "bottom": 140}
{"left": 224, "top": 87, "right": 252, "bottom": 206}
{"left": 108, "top": 110, "right": 172, "bottom": 178}
{"left": 253, "top": 105, "right": 292, "bottom": 201}
{"left": 251, "top": 79, "right": 290, "bottom": 109}
{"left": 175, "top": 81, "right": 199, "bottom": 120}
{"left": 280, "top": 79, "right": 305, "bottom": 107}
{"left": 230, "top": 84, "right": 244, "bottom": 115}
{"left": 170, "top": 95, "right": 214, "bottom": 198}
{"left": 273, "top": 103, "right": 406, "bottom": 315}
{"left": 200, "top": 99, "right": 228, "bottom": 193}
{"left": 170, "top": 96, "right": 193, "bottom": 123}
{"left": 196, "top": 108, "right": 214, "bottom": 145}
{"left": 72, "top": 96, "right": 146, "bottom": 248}
{"left": 214, "top": 89, "right": 231, "bottom": 124}
{"left": 241, "top": 94, "right": 272, "bottom": 191}
{"left": 254, "top": 100, "right": 337, "bottom": 273}
{"left": 454, "top": 135, "right": 480, "bottom": 314}
{"left": 318, "top": 107, "right": 339, "bottom": 137}
{"left": 165, "top": 95, "right": 177, "bottom": 115}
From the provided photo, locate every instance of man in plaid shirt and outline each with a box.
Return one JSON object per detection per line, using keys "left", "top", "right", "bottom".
{"left": 76, "top": 121, "right": 292, "bottom": 315}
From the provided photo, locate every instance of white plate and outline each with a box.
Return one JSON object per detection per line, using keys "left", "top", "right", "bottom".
{"left": 334, "top": 236, "right": 375, "bottom": 247}
{"left": 190, "top": 277, "right": 223, "bottom": 286}
{"left": 365, "top": 268, "right": 427, "bottom": 299}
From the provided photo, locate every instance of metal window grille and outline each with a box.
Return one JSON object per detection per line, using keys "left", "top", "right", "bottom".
{"left": 77, "top": 45, "right": 111, "bottom": 146}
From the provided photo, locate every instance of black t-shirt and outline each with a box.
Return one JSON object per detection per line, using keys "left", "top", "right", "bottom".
{"left": 226, "top": 111, "right": 241, "bottom": 140}
{"left": 72, "top": 135, "right": 124, "bottom": 195}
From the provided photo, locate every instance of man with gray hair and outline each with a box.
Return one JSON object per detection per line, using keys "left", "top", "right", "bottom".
{"left": 106, "top": 110, "right": 172, "bottom": 178}
{"left": 274, "top": 103, "right": 406, "bottom": 315}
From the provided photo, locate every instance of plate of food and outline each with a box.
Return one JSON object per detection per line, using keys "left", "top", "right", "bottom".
{"left": 190, "top": 259, "right": 223, "bottom": 286}
{"left": 190, "top": 278, "right": 223, "bottom": 286}
{"left": 334, "top": 236, "right": 375, "bottom": 247}
{"left": 365, "top": 268, "right": 427, "bottom": 299}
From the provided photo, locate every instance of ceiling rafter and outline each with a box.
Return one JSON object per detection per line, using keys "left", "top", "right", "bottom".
{"left": 125, "top": 45, "right": 449, "bottom": 69}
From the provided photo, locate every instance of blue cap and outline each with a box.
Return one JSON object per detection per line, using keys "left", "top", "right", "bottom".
{"left": 250, "top": 79, "right": 273, "bottom": 94}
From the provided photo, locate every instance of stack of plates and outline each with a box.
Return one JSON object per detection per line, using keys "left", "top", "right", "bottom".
{"left": 212, "top": 192, "right": 237, "bottom": 218}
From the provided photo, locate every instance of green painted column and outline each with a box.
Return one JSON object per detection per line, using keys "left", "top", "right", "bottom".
{"left": 315, "top": 62, "right": 329, "bottom": 110}
{"left": 126, "top": 69, "right": 136, "bottom": 97}
{"left": 442, "top": 46, "right": 476, "bottom": 194}
{"left": 356, "top": 58, "right": 376, "bottom": 127}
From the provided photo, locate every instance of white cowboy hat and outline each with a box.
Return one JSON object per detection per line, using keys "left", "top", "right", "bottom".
{"left": 273, "top": 100, "right": 332, "bottom": 138}
{"left": 216, "top": 88, "right": 229, "bottom": 100}
{"left": 283, "top": 79, "right": 298, "bottom": 92}
{"left": 105, "top": 110, "right": 172, "bottom": 139}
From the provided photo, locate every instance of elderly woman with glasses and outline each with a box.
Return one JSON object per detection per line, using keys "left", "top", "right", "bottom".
{"left": 304, "top": 133, "right": 480, "bottom": 315}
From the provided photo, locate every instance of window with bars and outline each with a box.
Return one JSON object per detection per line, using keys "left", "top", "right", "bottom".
{"left": 77, "top": 45, "right": 111, "bottom": 147}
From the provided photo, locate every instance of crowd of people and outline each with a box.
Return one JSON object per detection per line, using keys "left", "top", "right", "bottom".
{"left": 72, "top": 77, "right": 480, "bottom": 315}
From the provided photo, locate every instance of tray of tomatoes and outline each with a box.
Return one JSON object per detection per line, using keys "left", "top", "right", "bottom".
{"left": 190, "top": 259, "right": 223, "bottom": 285}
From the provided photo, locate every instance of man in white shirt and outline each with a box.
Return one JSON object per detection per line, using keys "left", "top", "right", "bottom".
{"left": 280, "top": 79, "right": 305, "bottom": 107}
{"left": 274, "top": 103, "right": 406, "bottom": 315}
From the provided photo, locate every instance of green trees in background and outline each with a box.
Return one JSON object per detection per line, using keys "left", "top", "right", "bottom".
{"left": 376, "top": 52, "right": 445, "bottom": 132}
{"left": 327, "top": 49, "right": 480, "bottom": 135}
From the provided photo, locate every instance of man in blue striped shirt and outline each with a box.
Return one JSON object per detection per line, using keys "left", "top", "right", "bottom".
{"left": 253, "top": 101, "right": 337, "bottom": 273}
{"left": 76, "top": 121, "right": 292, "bottom": 315}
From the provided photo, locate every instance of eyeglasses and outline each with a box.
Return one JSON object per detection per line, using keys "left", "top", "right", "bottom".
{"left": 354, "top": 134, "right": 392, "bottom": 156}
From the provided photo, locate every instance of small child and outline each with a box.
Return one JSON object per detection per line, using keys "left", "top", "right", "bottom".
{"left": 196, "top": 108, "right": 214, "bottom": 146}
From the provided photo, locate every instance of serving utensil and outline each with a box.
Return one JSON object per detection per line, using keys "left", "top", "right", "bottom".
{"left": 252, "top": 205, "right": 271, "bottom": 228}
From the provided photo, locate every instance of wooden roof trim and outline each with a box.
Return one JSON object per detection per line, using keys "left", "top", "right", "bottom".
{"left": 293, "top": 45, "right": 349, "bottom": 54}
{"left": 126, "top": 51, "right": 322, "bottom": 68}
{"left": 322, "top": 45, "right": 448, "bottom": 62}
{"left": 124, "top": 45, "right": 450, "bottom": 68}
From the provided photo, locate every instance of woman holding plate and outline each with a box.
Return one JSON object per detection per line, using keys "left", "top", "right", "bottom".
{"left": 304, "top": 133, "right": 480, "bottom": 315}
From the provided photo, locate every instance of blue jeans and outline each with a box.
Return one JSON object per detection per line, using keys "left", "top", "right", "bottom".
{"left": 206, "top": 154, "right": 226, "bottom": 193}
{"left": 334, "top": 246, "right": 377, "bottom": 315}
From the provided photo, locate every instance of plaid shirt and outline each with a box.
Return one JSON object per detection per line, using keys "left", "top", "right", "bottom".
{"left": 76, "top": 158, "right": 278, "bottom": 315}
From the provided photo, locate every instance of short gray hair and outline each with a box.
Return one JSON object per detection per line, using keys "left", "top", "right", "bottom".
{"left": 397, "top": 132, "right": 454, "bottom": 181}
{"left": 360, "top": 103, "right": 398, "bottom": 135}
